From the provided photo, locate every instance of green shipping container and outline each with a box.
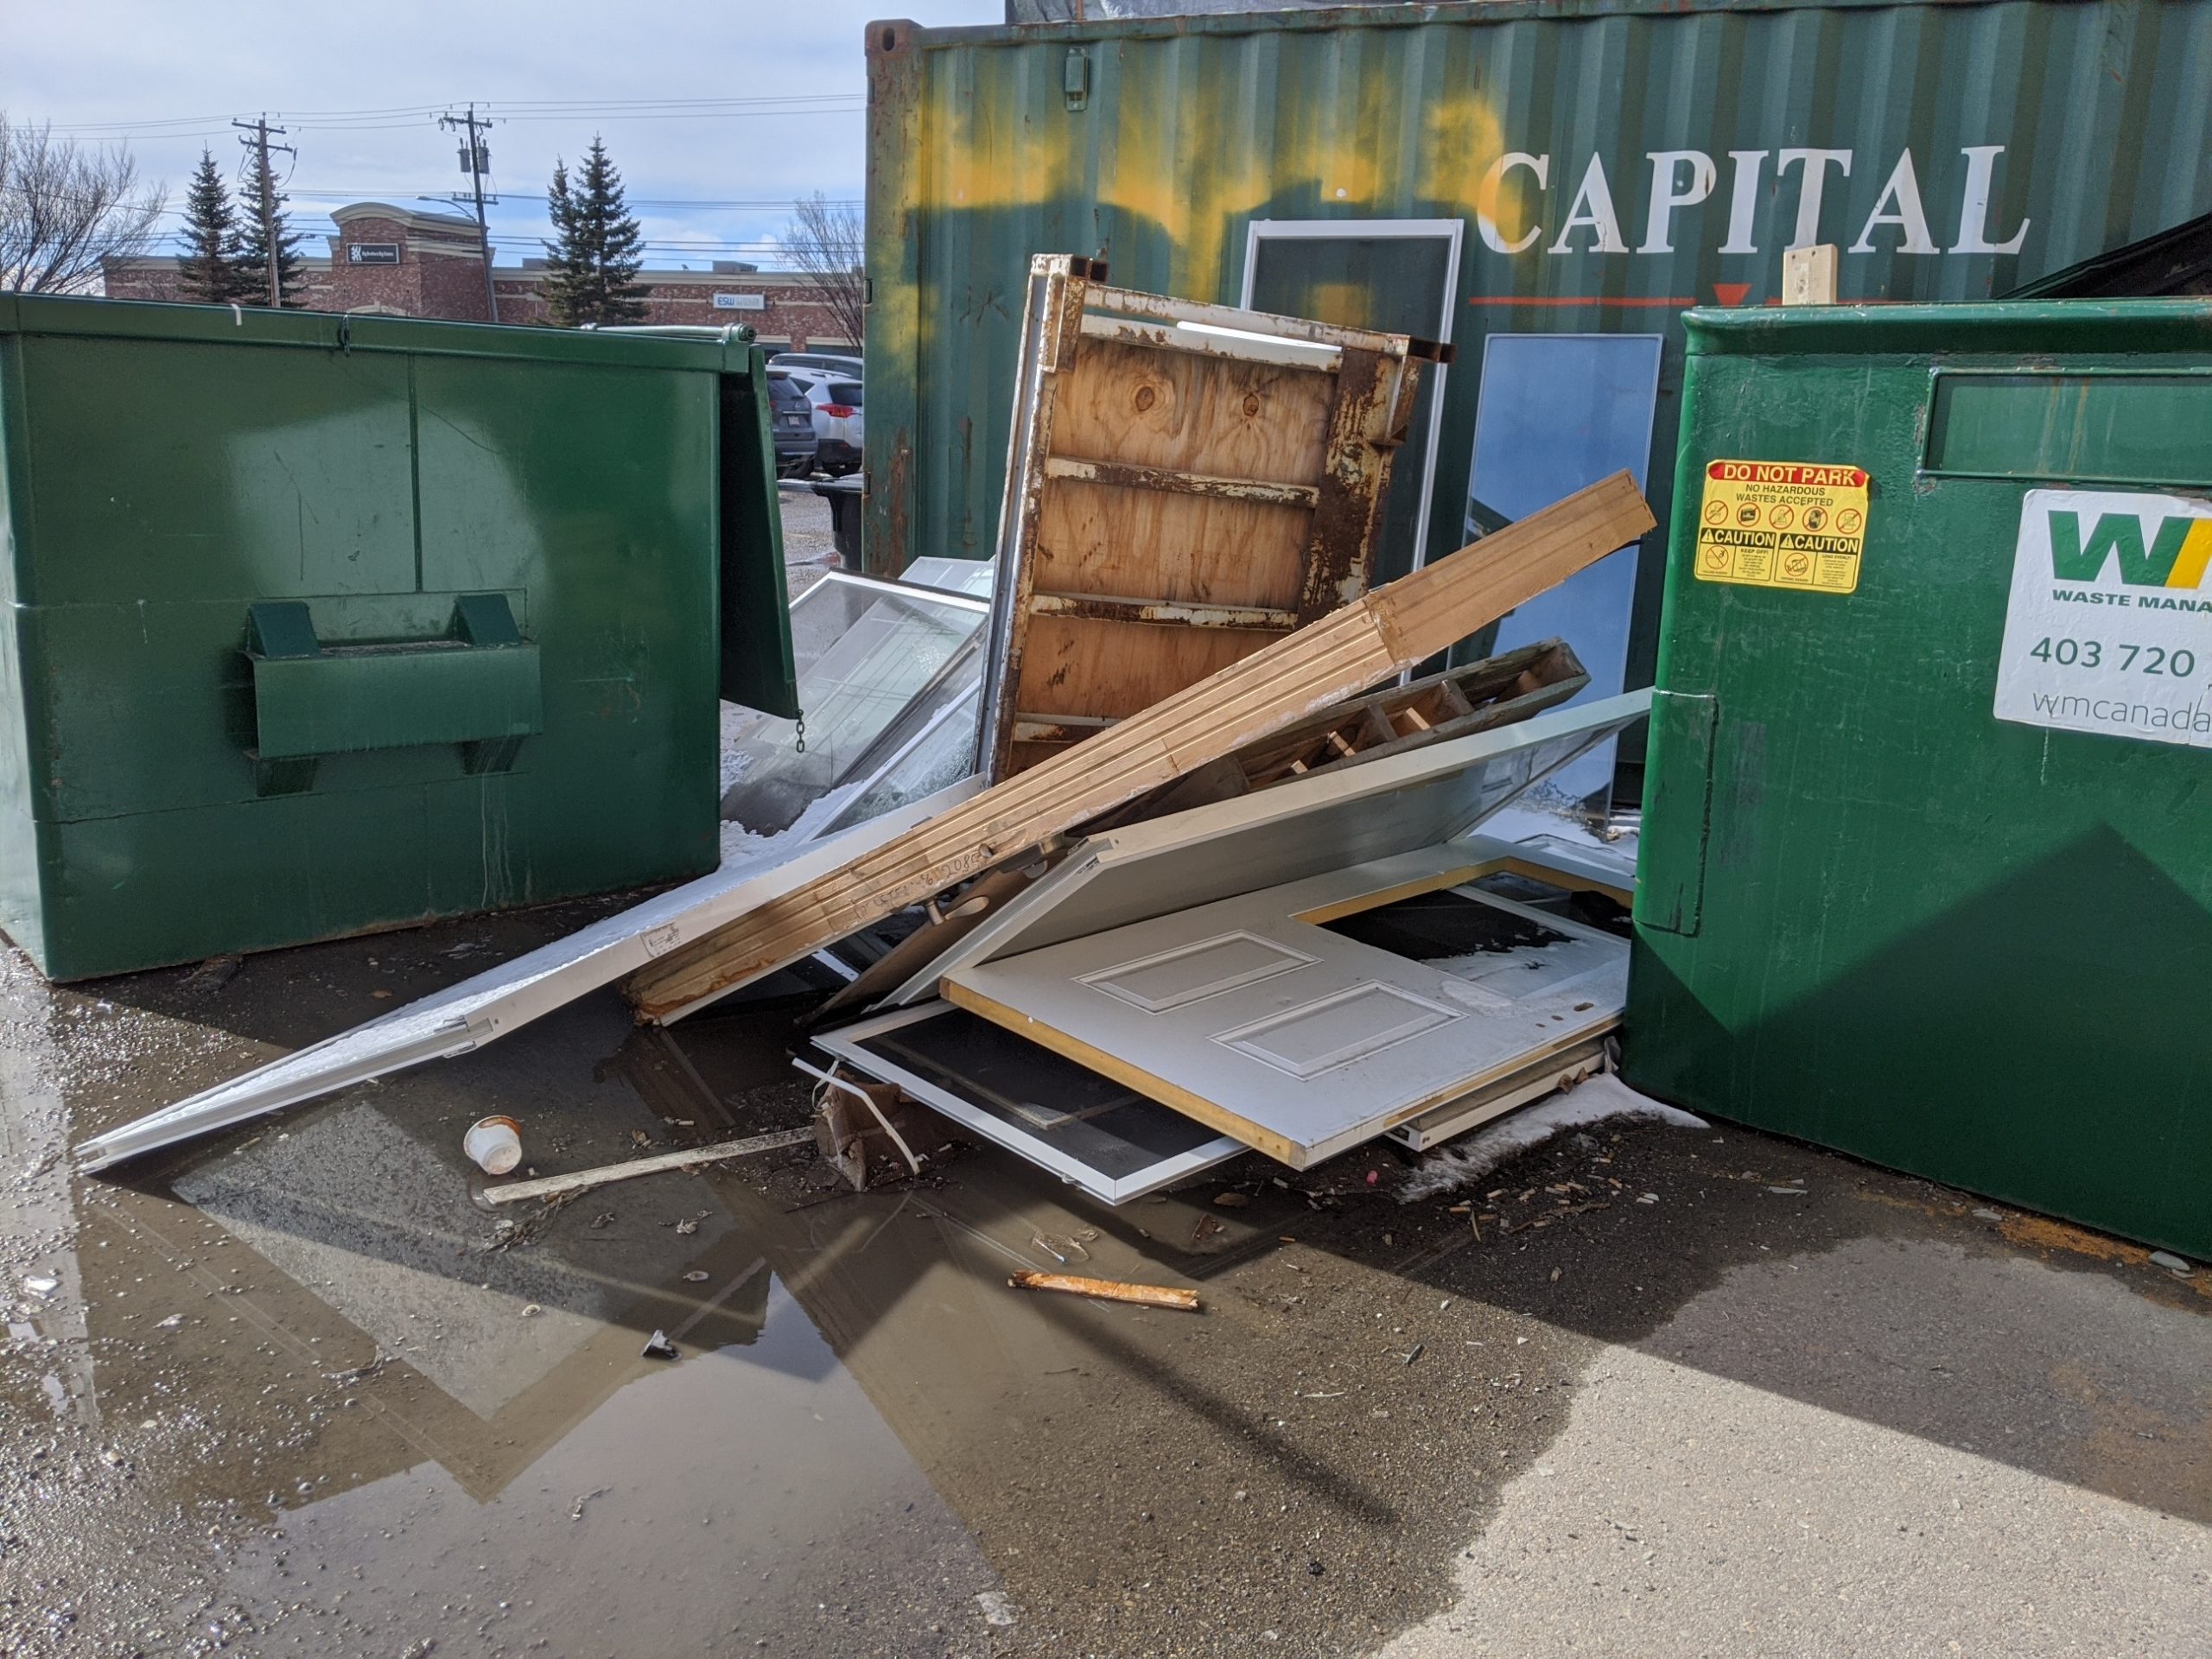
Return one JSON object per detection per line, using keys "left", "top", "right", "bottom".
{"left": 1628, "top": 299, "right": 2212, "bottom": 1260}
{"left": 866, "top": 0, "right": 2212, "bottom": 798}
{"left": 0, "top": 296, "right": 797, "bottom": 980}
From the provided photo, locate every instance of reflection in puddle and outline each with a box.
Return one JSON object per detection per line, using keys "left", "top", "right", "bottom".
{"left": 213, "top": 1280, "right": 994, "bottom": 1656}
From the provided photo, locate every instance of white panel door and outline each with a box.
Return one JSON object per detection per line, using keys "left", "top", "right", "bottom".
{"left": 942, "top": 862, "right": 1627, "bottom": 1167}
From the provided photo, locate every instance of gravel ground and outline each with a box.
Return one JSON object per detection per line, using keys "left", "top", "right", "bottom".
{"left": 782, "top": 491, "right": 838, "bottom": 601}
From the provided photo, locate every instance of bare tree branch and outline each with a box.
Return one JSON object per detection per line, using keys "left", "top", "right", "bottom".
{"left": 0, "top": 114, "right": 168, "bottom": 295}
{"left": 782, "top": 191, "right": 864, "bottom": 350}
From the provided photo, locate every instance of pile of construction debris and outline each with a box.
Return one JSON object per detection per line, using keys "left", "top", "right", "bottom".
{"left": 80, "top": 256, "right": 1658, "bottom": 1224}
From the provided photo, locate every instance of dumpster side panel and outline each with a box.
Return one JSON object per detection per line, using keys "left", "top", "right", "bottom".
{"left": 0, "top": 299, "right": 735, "bottom": 979}
{"left": 1629, "top": 304, "right": 2212, "bottom": 1259}
{"left": 411, "top": 353, "right": 721, "bottom": 901}
{"left": 717, "top": 352, "right": 801, "bottom": 718}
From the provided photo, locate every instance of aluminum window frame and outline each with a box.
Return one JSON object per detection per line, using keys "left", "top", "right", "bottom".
{"left": 810, "top": 1001, "right": 1247, "bottom": 1205}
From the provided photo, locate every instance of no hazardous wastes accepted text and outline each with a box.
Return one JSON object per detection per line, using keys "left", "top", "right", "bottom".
{"left": 1694, "top": 461, "right": 1870, "bottom": 594}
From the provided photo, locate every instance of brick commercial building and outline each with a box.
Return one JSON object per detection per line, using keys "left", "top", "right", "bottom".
{"left": 103, "top": 200, "right": 855, "bottom": 351}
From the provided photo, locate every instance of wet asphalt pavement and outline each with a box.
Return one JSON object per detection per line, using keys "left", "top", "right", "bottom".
{"left": 3, "top": 893, "right": 2208, "bottom": 1658}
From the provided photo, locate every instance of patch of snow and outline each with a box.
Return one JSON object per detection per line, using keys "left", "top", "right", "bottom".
{"left": 717, "top": 818, "right": 782, "bottom": 867}
{"left": 1398, "top": 1072, "right": 1706, "bottom": 1203}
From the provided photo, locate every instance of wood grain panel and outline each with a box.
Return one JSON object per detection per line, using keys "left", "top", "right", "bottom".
{"left": 1032, "top": 480, "right": 1311, "bottom": 610}
{"left": 1048, "top": 339, "right": 1333, "bottom": 485}
{"left": 1011, "top": 613, "right": 1268, "bottom": 721}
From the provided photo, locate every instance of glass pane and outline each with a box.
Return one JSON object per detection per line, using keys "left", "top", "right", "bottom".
{"left": 898, "top": 556, "right": 998, "bottom": 598}
{"left": 861, "top": 1005, "right": 1227, "bottom": 1182}
{"left": 721, "top": 576, "right": 984, "bottom": 833}
{"left": 1465, "top": 334, "right": 1664, "bottom": 810}
{"left": 814, "top": 678, "right": 983, "bottom": 836}
{"left": 1247, "top": 232, "right": 1454, "bottom": 584}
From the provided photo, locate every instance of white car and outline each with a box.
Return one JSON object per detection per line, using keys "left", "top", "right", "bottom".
{"left": 777, "top": 368, "right": 863, "bottom": 477}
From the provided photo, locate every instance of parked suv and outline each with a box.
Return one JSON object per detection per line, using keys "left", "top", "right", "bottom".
{"left": 811, "top": 378, "right": 863, "bottom": 476}
{"left": 766, "top": 371, "right": 818, "bottom": 478}
{"left": 768, "top": 351, "right": 863, "bottom": 379}
{"left": 776, "top": 367, "right": 863, "bottom": 478}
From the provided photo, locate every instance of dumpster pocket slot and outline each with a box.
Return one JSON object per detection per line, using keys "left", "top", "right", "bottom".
{"left": 1923, "top": 370, "right": 2212, "bottom": 487}
{"left": 245, "top": 594, "right": 542, "bottom": 790}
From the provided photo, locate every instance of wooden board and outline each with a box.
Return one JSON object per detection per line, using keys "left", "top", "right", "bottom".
{"left": 1083, "top": 639, "right": 1590, "bottom": 829}
{"left": 620, "top": 472, "right": 1655, "bottom": 1021}
{"left": 982, "top": 257, "right": 1444, "bottom": 780}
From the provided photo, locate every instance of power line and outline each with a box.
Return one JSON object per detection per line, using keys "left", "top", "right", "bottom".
{"left": 48, "top": 94, "right": 864, "bottom": 141}
{"left": 276, "top": 188, "right": 858, "bottom": 207}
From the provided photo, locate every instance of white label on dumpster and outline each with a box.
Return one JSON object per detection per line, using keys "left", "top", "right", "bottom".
{"left": 1993, "top": 488, "right": 2212, "bottom": 749}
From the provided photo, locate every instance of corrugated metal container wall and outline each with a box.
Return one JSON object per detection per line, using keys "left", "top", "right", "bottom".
{"left": 865, "top": 0, "right": 2212, "bottom": 790}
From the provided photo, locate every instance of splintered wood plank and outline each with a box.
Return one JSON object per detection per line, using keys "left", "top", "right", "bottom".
{"left": 1041, "top": 457, "right": 1321, "bottom": 507}
{"left": 1033, "top": 483, "right": 1312, "bottom": 611}
{"left": 622, "top": 474, "right": 1653, "bottom": 1021}
{"left": 1049, "top": 338, "right": 1335, "bottom": 485}
{"left": 1028, "top": 593, "right": 1300, "bottom": 631}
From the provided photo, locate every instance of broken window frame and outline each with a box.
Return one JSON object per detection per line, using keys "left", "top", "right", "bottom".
{"left": 811, "top": 1000, "right": 1247, "bottom": 1205}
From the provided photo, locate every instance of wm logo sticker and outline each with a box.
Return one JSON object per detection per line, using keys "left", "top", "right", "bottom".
{"left": 2049, "top": 508, "right": 2212, "bottom": 588}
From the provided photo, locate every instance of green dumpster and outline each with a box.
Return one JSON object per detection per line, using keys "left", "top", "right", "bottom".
{"left": 1630, "top": 300, "right": 2212, "bottom": 1262}
{"left": 0, "top": 296, "right": 796, "bottom": 980}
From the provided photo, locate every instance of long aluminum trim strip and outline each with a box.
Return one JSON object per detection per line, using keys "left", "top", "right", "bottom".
{"left": 76, "top": 779, "right": 985, "bottom": 1172}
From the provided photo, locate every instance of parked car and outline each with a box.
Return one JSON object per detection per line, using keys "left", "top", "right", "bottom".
{"left": 766, "top": 370, "right": 818, "bottom": 478}
{"left": 768, "top": 351, "right": 863, "bottom": 379}
{"left": 812, "top": 378, "right": 863, "bottom": 476}
{"left": 777, "top": 367, "right": 863, "bottom": 477}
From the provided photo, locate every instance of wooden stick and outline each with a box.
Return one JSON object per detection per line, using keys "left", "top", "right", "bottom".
{"left": 624, "top": 474, "right": 1652, "bottom": 1020}
{"left": 482, "top": 1127, "right": 815, "bottom": 1205}
{"left": 1006, "top": 1270, "right": 1201, "bottom": 1311}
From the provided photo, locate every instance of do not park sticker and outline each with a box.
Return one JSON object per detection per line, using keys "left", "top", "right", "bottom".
{"left": 1693, "top": 461, "right": 1869, "bottom": 594}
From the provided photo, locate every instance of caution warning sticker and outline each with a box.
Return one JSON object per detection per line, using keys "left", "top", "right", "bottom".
{"left": 1693, "top": 461, "right": 1869, "bottom": 594}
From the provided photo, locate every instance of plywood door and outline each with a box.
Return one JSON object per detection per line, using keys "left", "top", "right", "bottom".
{"left": 985, "top": 257, "right": 1435, "bottom": 779}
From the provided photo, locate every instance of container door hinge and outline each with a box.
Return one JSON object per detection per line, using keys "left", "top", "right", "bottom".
{"left": 1064, "top": 48, "right": 1090, "bottom": 112}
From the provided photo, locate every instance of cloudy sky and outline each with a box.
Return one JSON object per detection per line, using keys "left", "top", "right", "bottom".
{"left": 3, "top": 1, "right": 1003, "bottom": 269}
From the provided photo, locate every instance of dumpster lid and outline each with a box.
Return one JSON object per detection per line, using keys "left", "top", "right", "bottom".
{"left": 1681, "top": 297, "right": 2212, "bottom": 358}
{"left": 0, "top": 291, "right": 766, "bottom": 376}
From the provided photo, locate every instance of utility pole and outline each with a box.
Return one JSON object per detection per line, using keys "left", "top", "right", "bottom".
{"left": 440, "top": 105, "right": 499, "bottom": 323}
{"left": 233, "top": 115, "right": 295, "bottom": 308}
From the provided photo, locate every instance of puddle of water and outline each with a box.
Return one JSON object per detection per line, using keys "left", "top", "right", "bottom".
{"left": 211, "top": 1278, "right": 991, "bottom": 1657}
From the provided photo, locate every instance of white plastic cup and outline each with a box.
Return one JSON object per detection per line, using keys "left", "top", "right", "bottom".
{"left": 464, "top": 1115, "right": 524, "bottom": 1176}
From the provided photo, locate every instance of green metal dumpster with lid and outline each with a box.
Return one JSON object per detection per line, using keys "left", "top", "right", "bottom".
{"left": 0, "top": 295, "right": 796, "bottom": 980}
{"left": 1630, "top": 300, "right": 2212, "bottom": 1261}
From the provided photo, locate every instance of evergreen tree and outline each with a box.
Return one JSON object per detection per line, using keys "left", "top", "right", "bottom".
{"left": 176, "top": 149, "right": 257, "bottom": 304}
{"left": 540, "top": 137, "right": 645, "bottom": 326}
{"left": 236, "top": 139, "right": 305, "bottom": 307}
